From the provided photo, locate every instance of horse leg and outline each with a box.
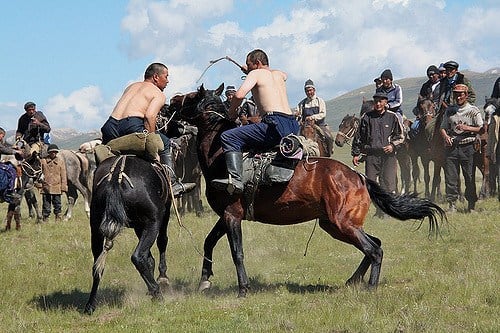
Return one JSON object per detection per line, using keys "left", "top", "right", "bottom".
{"left": 156, "top": 212, "right": 170, "bottom": 289}
{"left": 25, "top": 189, "right": 42, "bottom": 223}
{"left": 318, "top": 219, "right": 383, "bottom": 288}
{"left": 225, "top": 214, "right": 249, "bottom": 297}
{"left": 64, "top": 185, "right": 78, "bottom": 221}
{"left": 85, "top": 216, "right": 105, "bottom": 315}
{"left": 131, "top": 225, "right": 163, "bottom": 301}
{"left": 199, "top": 217, "right": 227, "bottom": 292}
{"left": 72, "top": 179, "right": 91, "bottom": 218}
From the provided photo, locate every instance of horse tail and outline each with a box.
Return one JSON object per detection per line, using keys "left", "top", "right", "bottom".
{"left": 93, "top": 176, "right": 130, "bottom": 278}
{"left": 364, "top": 177, "right": 446, "bottom": 236}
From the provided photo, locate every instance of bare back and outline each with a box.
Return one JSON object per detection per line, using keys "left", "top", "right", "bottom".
{"left": 110, "top": 81, "right": 166, "bottom": 131}
{"left": 241, "top": 68, "right": 292, "bottom": 115}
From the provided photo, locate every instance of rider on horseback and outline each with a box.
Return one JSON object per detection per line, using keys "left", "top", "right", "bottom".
{"left": 16, "top": 101, "right": 51, "bottom": 157}
{"left": 212, "top": 49, "right": 299, "bottom": 194}
{"left": 296, "top": 79, "right": 334, "bottom": 155}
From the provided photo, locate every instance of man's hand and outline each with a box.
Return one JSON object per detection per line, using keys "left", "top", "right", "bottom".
{"left": 383, "top": 144, "right": 394, "bottom": 154}
{"left": 352, "top": 155, "right": 360, "bottom": 166}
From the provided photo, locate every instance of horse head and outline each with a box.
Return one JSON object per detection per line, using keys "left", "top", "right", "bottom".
{"left": 418, "top": 98, "right": 436, "bottom": 124}
{"left": 335, "top": 114, "right": 359, "bottom": 147}
{"left": 170, "top": 83, "right": 231, "bottom": 129}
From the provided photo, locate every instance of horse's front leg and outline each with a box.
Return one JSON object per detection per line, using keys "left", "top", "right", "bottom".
{"left": 199, "top": 217, "right": 227, "bottom": 292}
{"left": 225, "top": 213, "right": 249, "bottom": 297}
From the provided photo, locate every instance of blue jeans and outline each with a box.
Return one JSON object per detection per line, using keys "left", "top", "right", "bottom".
{"left": 101, "top": 116, "right": 170, "bottom": 150}
{"left": 221, "top": 113, "right": 299, "bottom": 152}
{"left": 42, "top": 193, "right": 62, "bottom": 217}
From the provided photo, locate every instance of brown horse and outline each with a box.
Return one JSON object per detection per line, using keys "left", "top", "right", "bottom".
{"left": 300, "top": 119, "right": 332, "bottom": 157}
{"left": 170, "top": 84, "right": 445, "bottom": 296}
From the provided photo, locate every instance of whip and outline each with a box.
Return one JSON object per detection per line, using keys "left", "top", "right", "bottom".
{"left": 196, "top": 56, "right": 246, "bottom": 83}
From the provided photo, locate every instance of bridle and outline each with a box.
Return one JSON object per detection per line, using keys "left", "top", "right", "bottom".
{"left": 336, "top": 117, "right": 359, "bottom": 145}
{"left": 21, "top": 159, "right": 43, "bottom": 180}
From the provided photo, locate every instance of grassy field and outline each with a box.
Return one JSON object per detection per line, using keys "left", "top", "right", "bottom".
{"left": 0, "top": 150, "right": 498, "bottom": 332}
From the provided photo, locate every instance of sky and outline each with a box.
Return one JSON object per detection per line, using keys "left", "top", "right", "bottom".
{"left": 1, "top": 0, "right": 499, "bottom": 133}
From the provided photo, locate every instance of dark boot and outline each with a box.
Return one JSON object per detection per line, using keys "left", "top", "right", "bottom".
{"left": 159, "top": 151, "right": 196, "bottom": 198}
{"left": 211, "top": 152, "right": 243, "bottom": 195}
{"left": 5, "top": 211, "right": 14, "bottom": 231}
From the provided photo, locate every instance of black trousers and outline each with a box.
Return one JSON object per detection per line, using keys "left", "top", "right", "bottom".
{"left": 444, "top": 143, "right": 477, "bottom": 204}
{"left": 365, "top": 154, "right": 398, "bottom": 193}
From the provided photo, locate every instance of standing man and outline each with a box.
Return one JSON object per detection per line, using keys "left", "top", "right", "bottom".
{"left": 485, "top": 77, "right": 500, "bottom": 199}
{"left": 440, "top": 84, "right": 484, "bottom": 213}
{"left": 100, "top": 63, "right": 195, "bottom": 197}
{"left": 352, "top": 92, "right": 405, "bottom": 218}
{"left": 41, "top": 144, "right": 67, "bottom": 223}
{"left": 437, "top": 60, "right": 476, "bottom": 111}
{"left": 296, "top": 79, "right": 334, "bottom": 155}
{"left": 212, "top": 49, "right": 299, "bottom": 194}
{"left": 16, "top": 101, "right": 51, "bottom": 156}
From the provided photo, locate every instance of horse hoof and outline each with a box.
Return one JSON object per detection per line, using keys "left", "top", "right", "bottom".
{"left": 157, "top": 276, "right": 170, "bottom": 286}
{"left": 198, "top": 280, "right": 212, "bottom": 292}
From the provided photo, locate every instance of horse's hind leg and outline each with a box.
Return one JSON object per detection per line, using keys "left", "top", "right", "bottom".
{"left": 85, "top": 215, "right": 105, "bottom": 315}
{"left": 132, "top": 226, "right": 163, "bottom": 301}
{"left": 318, "top": 219, "right": 383, "bottom": 288}
{"left": 199, "top": 217, "right": 227, "bottom": 292}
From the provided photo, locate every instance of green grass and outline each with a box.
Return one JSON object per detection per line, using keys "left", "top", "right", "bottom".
{"left": 0, "top": 150, "right": 498, "bottom": 332}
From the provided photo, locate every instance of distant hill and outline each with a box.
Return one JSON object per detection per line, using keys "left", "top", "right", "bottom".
{"left": 5, "top": 129, "right": 101, "bottom": 150}
{"left": 325, "top": 69, "right": 500, "bottom": 129}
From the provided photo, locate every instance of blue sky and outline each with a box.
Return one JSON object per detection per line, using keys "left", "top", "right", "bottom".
{"left": 1, "top": 0, "right": 499, "bottom": 133}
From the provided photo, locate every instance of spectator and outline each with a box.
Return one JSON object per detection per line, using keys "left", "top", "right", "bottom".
{"left": 437, "top": 60, "right": 476, "bottom": 111}
{"left": 440, "top": 84, "right": 484, "bottom": 213}
{"left": 16, "top": 101, "right": 51, "bottom": 156}
{"left": 376, "top": 69, "right": 404, "bottom": 125}
{"left": 485, "top": 77, "right": 500, "bottom": 199}
{"left": 296, "top": 79, "right": 334, "bottom": 155}
{"left": 223, "top": 85, "right": 237, "bottom": 110}
{"left": 40, "top": 144, "right": 67, "bottom": 222}
{"left": 351, "top": 92, "right": 404, "bottom": 218}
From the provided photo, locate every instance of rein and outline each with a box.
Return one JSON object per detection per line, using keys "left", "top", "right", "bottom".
{"left": 21, "top": 160, "right": 42, "bottom": 179}
{"left": 337, "top": 118, "right": 359, "bottom": 146}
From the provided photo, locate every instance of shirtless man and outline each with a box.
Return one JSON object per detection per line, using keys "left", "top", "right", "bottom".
{"left": 212, "top": 49, "right": 299, "bottom": 194}
{"left": 100, "top": 63, "right": 194, "bottom": 197}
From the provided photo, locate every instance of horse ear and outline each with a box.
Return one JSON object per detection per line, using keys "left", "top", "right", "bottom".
{"left": 198, "top": 84, "right": 205, "bottom": 93}
{"left": 215, "top": 83, "right": 224, "bottom": 96}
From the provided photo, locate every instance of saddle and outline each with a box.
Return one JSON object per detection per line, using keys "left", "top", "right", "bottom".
{"left": 240, "top": 134, "right": 318, "bottom": 220}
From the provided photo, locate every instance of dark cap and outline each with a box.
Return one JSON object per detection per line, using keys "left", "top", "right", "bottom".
{"left": 373, "top": 77, "right": 381, "bottom": 83}
{"left": 426, "top": 65, "right": 439, "bottom": 76}
{"left": 443, "top": 60, "right": 459, "bottom": 69}
{"left": 380, "top": 69, "right": 393, "bottom": 80}
{"left": 47, "top": 144, "right": 59, "bottom": 153}
{"left": 438, "top": 63, "right": 446, "bottom": 71}
{"left": 24, "top": 101, "right": 36, "bottom": 110}
{"left": 373, "top": 92, "right": 388, "bottom": 100}
{"left": 304, "top": 79, "right": 315, "bottom": 89}
{"left": 225, "top": 85, "right": 236, "bottom": 93}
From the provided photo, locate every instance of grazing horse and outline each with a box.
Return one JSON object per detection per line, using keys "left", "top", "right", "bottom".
{"left": 84, "top": 155, "right": 172, "bottom": 315}
{"left": 170, "top": 84, "right": 445, "bottom": 296}
{"left": 172, "top": 132, "right": 204, "bottom": 216}
{"left": 299, "top": 119, "right": 333, "bottom": 157}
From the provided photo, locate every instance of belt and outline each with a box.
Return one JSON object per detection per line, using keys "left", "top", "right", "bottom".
{"left": 265, "top": 112, "right": 295, "bottom": 118}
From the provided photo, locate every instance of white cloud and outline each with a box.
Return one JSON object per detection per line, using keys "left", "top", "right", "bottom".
{"left": 44, "top": 86, "right": 108, "bottom": 131}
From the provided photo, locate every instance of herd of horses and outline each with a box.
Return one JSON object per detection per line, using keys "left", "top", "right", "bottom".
{"left": 13, "top": 85, "right": 490, "bottom": 314}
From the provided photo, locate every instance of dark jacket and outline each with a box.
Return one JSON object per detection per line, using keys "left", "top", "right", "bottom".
{"left": 351, "top": 110, "right": 404, "bottom": 157}
{"left": 16, "top": 111, "right": 51, "bottom": 144}
{"left": 437, "top": 72, "right": 476, "bottom": 108}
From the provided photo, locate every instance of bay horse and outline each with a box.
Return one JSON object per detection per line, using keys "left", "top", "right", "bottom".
{"left": 170, "top": 84, "right": 445, "bottom": 296}
{"left": 299, "top": 119, "right": 332, "bottom": 157}
{"left": 84, "top": 155, "right": 172, "bottom": 315}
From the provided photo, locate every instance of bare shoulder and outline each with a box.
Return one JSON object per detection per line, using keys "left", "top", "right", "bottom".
{"left": 271, "top": 69, "right": 287, "bottom": 81}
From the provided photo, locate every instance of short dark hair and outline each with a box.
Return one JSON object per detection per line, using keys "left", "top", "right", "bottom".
{"left": 247, "top": 49, "right": 269, "bottom": 66}
{"left": 24, "top": 101, "right": 36, "bottom": 110}
{"left": 0, "top": 127, "right": 5, "bottom": 135}
{"left": 144, "top": 63, "right": 167, "bottom": 80}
